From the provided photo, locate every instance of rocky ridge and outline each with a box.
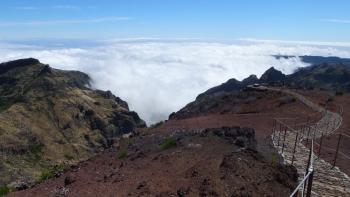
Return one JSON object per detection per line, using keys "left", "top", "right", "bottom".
{"left": 0, "top": 58, "right": 145, "bottom": 188}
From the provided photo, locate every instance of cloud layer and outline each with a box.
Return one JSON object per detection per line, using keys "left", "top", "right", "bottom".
{"left": 0, "top": 17, "right": 131, "bottom": 27}
{"left": 1, "top": 40, "right": 350, "bottom": 124}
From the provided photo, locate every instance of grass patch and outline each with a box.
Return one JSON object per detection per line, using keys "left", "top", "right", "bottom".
{"left": 64, "top": 153, "right": 74, "bottom": 160}
{"left": 160, "top": 137, "right": 177, "bottom": 150}
{"left": 117, "top": 150, "right": 128, "bottom": 159}
{"left": 52, "top": 164, "right": 68, "bottom": 173}
{"left": 29, "top": 144, "right": 44, "bottom": 163}
{"left": 127, "top": 138, "right": 135, "bottom": 145}
{"left": 0, "top": 185, "right": 10, "bottom": 197}
{"left": 39, "top": 169, "right": 54, "bottom": 182}
{"left": 271, "top": 153, "right": 278, "bottom": 166}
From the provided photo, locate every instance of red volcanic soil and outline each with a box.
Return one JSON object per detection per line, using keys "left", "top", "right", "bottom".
{"left": 9, "top": 130, "right": 297, "bottom": 197}
{"left": 153, "top": 90, "right": 320, "bottom": 152}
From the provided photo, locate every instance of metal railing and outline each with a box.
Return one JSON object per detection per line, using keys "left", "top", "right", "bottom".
{"left": 272, "top": 117, "right": 316, "bottom": 196}
{"left": 290, "top": 140, "right": 315, "bottom": 197}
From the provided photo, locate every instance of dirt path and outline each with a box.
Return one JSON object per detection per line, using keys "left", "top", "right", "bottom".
{"left": 258, "top": 87, "right": 350, "bottom": 196}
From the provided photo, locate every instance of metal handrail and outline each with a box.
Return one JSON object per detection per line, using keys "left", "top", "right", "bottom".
{"left": 290, "top": 140, "right": 314, "bottom": 197}
{"left": 290, "top": 170, "right": 313, "bottom": 197}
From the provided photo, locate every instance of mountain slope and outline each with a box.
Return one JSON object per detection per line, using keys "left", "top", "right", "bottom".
{"left": 287, "top": 63, "right": 350, "bottom": 91}
{"left": 0, "top": 58, "right": 145, "bottom": 187}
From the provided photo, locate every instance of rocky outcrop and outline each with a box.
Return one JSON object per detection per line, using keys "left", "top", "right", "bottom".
{"left": 259, "top": 67, "right": 286, "bottom": 83}
{"left": 196, "top": 78, "right": 243, "bottom": 99}
{"left": 242, "top": 74, "right": 259, "bottom": 85}
{"left": 204, "top": 127, "right": 257, "bottom": 151}
{"left": 0, "top": 58, "right": 145, "bottom": 187}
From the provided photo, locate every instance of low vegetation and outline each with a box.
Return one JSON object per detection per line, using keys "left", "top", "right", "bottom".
{"left": 0, "top": 185, "right": 10, "bottom": 197}
{"left": 39, "top": 164, "right": 68, "bottom": 182}
{"left": 271, "top": 153, "right": 278, "bottom": 166}
{"left": 160, "top": 137, "right": 177, "bottom": 150}
{"left": 39, "top": 169, "right": 54, "bottom": 182}
{"left": 117, "top": 150, "right": 128, "bottom": 159}
{"left": 64, "top": 153, "right": 74, "bottom": 160}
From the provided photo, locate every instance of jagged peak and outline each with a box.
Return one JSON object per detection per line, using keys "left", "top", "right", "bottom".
{"left": 242, "top": 74, "right": 258, "bottom": 85}
{"left": 259, "top": 66, "right": 285, "bottom": 82}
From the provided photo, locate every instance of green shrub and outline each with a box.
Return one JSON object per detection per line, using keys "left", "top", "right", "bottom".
{"left": 39, "top": 169, "right": 54, "bottom": 182}
{"left": 271, "top": 153, "right": 278, "bottom": 166}
{"left": 160, "top": 137, "right": 177, "bottom": 150}
{"left": 52, "top": 164, "right": 68, "bottom": 173}
{"left": 0, "top": 185, "right": 10, "bottom": 197}
{"left": 127, "top": 138, "right": 135, "bottom": 145}
{"left": 64, "top": 153, "right": 74, "bottom": 160}
{"left": 117, "top": 150, "right": 128, "bottom": 159}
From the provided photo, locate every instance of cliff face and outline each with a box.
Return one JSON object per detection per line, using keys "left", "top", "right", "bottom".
{"left": 0, "top": 58, "right": 145, "bottom": 186}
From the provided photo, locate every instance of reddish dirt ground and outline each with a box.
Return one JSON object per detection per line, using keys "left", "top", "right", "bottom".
{"left": 9, "top": 130, "right": 297, "bottom": 197}
{"left": 153, "top": 91, "right": 320, "bottom": 152}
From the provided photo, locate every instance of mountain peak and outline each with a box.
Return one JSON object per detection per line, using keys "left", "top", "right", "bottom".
{"left": 0, "top": 58, "right": 146, "bottom": 186}
{"left": 259, "top": 67, "right": 286, "bottom": 83}
{"left": 0, "top": 58, "right": 40, "bottom": 75}
{"left": 242, "top": 74, "right": 258, "bottom": 85}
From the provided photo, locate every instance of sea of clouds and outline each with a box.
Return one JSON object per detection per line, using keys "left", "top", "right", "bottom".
{"left": 1, "top": 39, "right": 350, "bottom": 124}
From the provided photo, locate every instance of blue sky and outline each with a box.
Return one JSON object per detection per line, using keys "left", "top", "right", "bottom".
{"left": 0, "top": 0, "right": 349, "bottom": 42}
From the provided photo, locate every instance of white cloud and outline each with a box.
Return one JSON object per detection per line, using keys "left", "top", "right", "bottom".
{"left": 1, "top": 40, "right": 350, "bottom": 124}
{"left": 326, "top": 19, "right": 350, "bottom": 24}
{"left": 51, "top": 5, "right": 80, "bottom": 9}
{"left": 240, "top": 38, "right": 350, "bottom": 48}
{"left": 0, "top": 17, "right": 131, "bottom": 27}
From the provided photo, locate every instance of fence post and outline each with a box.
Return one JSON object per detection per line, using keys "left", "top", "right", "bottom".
{"left": 305, "top": 142, "right": 312, "bottom": 174}
{"left": 277, "top": 123, "right": 282, "bottom": 146}
{"left": 333, "top": 133, "right": 342, "bottom": 168}
{"left": 292, "top": 132, "right": 299, "bottom": 165}
{"left": 325, "top": 121, "right": 330, "bottom": 135}
{"left": 272, "top": 119, "right": 276, "bottom": 141}
{"left": 306, "top": 125, "right": 311, "bottom": 145}
{"left": 318, "top": 132, "right": 324, "bottom": 156}
{"left": 301, "top": 124, "right": 305, "bottom": 140}
{"left": 282, "top": 126, "right": 288, "bottom": 153}
{"left": 306, "top": 170, "right": 314, "bottom": 197}
{"left": 312, "top": 125, "right": 317, "bottom": 140}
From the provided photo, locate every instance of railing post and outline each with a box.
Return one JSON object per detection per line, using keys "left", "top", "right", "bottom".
{"left": 306, "top": 170, "right": 314, "bottom": 197}
{"left": 300, "top": 124, "right": 305, "bottom": 141}
{"left": 333, "top": 133, "right": 342, "bottom": 168}
{"left": 312, "top": 125, "right": 317, "bottom": 140}
{"left": 272, "top": 119, "right": 276, "bottom": 141}
{"left": 278, "top": 123, "right": 282, "bottom": 146}
{"left": 318, "top": 132, "right": 324, "bottom": 156}
{"left": 306, "top": 125, "right": 311, "bottom": 145}
{"left": 282, "top": 125, "right": 288, "bottom": 153}
{"left": 325, "top": 121, "right": 330, "bottom": 135}
{"left": 305, "top": 142, "right": 312, "bottom": 174}
{"left": 292, "top": 132, "right": 299, "bottom": 165}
